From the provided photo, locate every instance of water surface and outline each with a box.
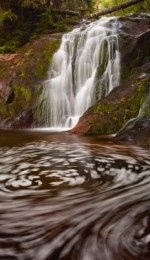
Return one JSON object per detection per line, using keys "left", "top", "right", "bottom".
{"left": 0, "top": 130, "right": 150, "bottom": 260}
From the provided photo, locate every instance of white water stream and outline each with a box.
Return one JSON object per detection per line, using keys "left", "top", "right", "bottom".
{"left": 38, "top": 17, "right": 120, "bottom": 128}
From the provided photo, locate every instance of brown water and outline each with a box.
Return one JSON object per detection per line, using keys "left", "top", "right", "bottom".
{"left": 0, "top": 129, "right": 150, "bottom": 260}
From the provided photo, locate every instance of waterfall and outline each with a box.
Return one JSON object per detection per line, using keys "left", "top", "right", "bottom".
{"left": 38, "top": 17, "right": 120, "bottom": 129}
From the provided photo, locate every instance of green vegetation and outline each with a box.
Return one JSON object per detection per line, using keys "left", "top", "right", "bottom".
{"left": 13, "top": 85, "right": 32, "bottom": 103}
{"left": 0, "top": 0, "right": 95, "bottom": 54}
{"left": 0, "top": 101, "right": 9, "bottom": 116}
{"left": 95, "top": 0, "right": 150, "bottom": 16}
{"left": 0, "top": 60, "right": 7, "bottom": 77}
{"left": 0, "top": 0, "right": 149, "bottom": 54}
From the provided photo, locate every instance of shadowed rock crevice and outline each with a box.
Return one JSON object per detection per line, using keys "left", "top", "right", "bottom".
{"left": 6, "top": 91, "right": 15, "bottom": 104}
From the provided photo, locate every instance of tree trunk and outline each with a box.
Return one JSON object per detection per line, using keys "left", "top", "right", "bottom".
{"left": 85, "top": 0, "right": 144, "bottom": 19}
{"left": 46, "top": 0, "right": 51, "bottom": 6}
{"left": 52, "top": 0, "right": 62, "bottom": 9}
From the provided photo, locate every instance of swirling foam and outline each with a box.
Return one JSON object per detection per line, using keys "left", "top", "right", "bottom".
{"left": 0, "top": 140, "right": 150, "bottom": 259}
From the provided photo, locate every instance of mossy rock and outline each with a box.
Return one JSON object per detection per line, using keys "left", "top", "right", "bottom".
{"left": 0, "top": 35, "right": 61, "bottom": 127}
{"left": 14, "top": 36, "right": 61, "bottom": 86}
{"left": 7, "top": 85, "right": 32, "bottom": 117}
{"left": 35, "top": 39, "right": 60, "bottom": 79}
{"left": 0, "top": 60, "right": 7, "bottom": 78}
{"left": 71, "top": 81, "right": 147, "bottom": 135}
{"left": 0, "top": 99, "right": 9, "bottom": 116}
{"left": 13, "top": 85, "right": 32, "bottom": 102}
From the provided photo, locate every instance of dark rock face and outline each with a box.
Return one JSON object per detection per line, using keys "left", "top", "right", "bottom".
{"left": 119, "top": 15, "right": 150, "bottom": 85}
{"left": 113, "top": 15, "right": 150, "bottom": 146}
{"left": 114, "top": 117, "right": 150, "bottom": 146}
{"left": 70, "top": 14, "right": 150, "bottom": 145}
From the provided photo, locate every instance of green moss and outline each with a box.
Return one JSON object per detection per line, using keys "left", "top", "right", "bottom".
{"left": 13, "top": 85, "right": 32, "bottom": 102}
{"left": 17, "top": 60, "right": 25, "bottom": 65}
{"left": 27, "top": 48, "right": 34, "bottom": 54}
{"left": 0, "top": 101, "right": 9, "bottom": 115}
{"left": 86, "top": 83, "right": 147, "bottom": 134}
{"left": 0, "top": 60, "right": 7, "bottom": 77}
{"left": 35, "top": 39, "right": 60, "bottom": 79}
{"left": 20, "top": 70, "right": 26, "bottom": 78}
{"left": 7, "top": 84, "right": 32, "bottom": 117}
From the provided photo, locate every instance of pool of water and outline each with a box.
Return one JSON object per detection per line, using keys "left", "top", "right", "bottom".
{"left": 0, "top": 129, "right": 150, "bottom": 260}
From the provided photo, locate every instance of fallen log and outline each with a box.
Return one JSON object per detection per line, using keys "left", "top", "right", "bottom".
{"left": 51, "top": 0, "right": 144, "bottom": 19}
{"left": 85, "top": 0, "right": 144, "bottom": 19}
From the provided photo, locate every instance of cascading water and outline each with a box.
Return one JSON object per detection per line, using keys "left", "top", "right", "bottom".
{"left": 38, "top": 17, "right": 120, "bottom": 129}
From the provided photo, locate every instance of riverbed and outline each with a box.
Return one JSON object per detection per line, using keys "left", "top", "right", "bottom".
{"left": 0, "top": 129, "right": 150, "bottom": 260}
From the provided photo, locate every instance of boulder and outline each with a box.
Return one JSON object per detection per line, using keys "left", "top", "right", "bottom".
{"left": 70, "top": 82, "right": 147, "bottom": 134}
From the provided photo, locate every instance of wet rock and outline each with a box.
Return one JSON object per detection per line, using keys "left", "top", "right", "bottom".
{"left": 10, "top": 109, "right": 38, "bottom": 129}
{"left": 114, "top": 117, "right": 150, "bottom": 146}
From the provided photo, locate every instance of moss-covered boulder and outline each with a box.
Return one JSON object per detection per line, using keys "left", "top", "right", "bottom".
{"left": 0, "top": 35, "right": 61, "bottom": 128}
{"left": 70, "top": 81, "right": 148, "bottom": 134}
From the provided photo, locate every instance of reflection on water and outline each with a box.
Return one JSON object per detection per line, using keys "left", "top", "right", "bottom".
{"left": 0, "top": 130, "right": 150, "bottom": 260}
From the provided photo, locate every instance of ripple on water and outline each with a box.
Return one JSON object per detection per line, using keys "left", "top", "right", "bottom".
{"left": 0, "top": 140, "right": 150, "bottom": 259}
